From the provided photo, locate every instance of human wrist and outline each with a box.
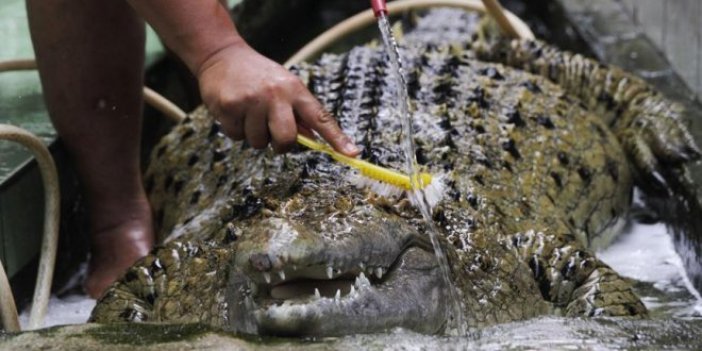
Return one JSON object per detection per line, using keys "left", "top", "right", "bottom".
{"left": 125, "top": 0, "right": 246, "bottom": 76}
{"left": 192, "top": 37, "right": 249, "bottom": 79}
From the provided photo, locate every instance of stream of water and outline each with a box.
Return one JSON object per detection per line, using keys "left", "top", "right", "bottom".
{"left": 376, "top": 14, "right": 466, "bottom": 335}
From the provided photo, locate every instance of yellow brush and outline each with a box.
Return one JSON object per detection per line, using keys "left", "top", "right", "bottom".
{"left": 297, "top": 134, "right": 445, "bottom": 207}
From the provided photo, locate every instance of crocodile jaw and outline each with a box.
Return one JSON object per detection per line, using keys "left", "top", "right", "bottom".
{"left": 226, "top": 247, "right": 447, "bottom": 336}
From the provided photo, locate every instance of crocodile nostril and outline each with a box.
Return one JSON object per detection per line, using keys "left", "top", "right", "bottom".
{"left": 249, "top": 253, "right": 273, "bottom": 271}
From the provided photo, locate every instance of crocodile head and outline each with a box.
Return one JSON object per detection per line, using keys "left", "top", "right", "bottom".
{"left": 225, "top": 176, "right": 448, "bottom": 336}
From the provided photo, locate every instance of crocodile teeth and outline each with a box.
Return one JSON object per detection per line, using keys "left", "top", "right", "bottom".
{"left": 314, "top": 288, "right": 321, "bottom": 299}
{"left": 359, "top": 262, "right": 366, "bottom": 270}
{"left": 335, "top": 289, "right": 341, "bottom": 301}
{"left": 326, "top": 266, "right": 333, "bottom": 279}
{"left": 278, "top": 270, "right": 285, "bottom": 281}
{"left": 263, "top": 272, "right": 271, "bottom": 284}
{"left": 374, "top": 267, "right": 384, "bottom": 279}
{"left": 355, "top": 272, "right": 371, "bottom": 289}
{"left": 350, "top": 285, "right": 356, "bottom": 295}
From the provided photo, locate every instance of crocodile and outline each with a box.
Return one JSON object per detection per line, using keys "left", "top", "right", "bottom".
{"left": 89, "top": 9, "right": 699, "bottom": 336}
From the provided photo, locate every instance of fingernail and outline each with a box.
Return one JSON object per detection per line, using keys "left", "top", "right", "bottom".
{"left": 343, "top": 139, "right": 360, "bottom": 156}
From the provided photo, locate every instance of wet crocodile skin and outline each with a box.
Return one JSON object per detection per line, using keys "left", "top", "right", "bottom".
{"left": 89, "top": 9, "right": 698, "bottom": 336}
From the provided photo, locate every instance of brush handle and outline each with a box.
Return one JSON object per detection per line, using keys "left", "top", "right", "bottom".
{"left": 296, "top": 135, "right": 432, "bottom": 191}
{"left": 296, "top": 134, "right": 363, "bottom": 166}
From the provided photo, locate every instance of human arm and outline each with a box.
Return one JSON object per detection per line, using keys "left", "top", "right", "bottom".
{"left": 126, "top": 0, "right": 360, "bottom": 155}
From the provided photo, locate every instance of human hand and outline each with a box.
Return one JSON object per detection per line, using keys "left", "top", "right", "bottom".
{"left": 196, "top": 42, "right": 359, "bottom": 156}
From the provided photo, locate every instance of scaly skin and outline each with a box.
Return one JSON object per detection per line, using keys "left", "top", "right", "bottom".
{"left": 473, "top": 38, "right": 700, "bottom": 182}
{"left": 90, "top": 10, "right": 698, "bottom": 335}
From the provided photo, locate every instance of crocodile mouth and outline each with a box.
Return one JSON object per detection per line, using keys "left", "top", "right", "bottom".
{"left": 227, "top": 246, "right": 449, "bottom": 336}
{"left": 267, "top": 270, "right": 377, "bottom": 301}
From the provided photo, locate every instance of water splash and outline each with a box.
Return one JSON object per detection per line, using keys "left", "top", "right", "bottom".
{"left": 376, "top": 14, "right": 466, "bottom": 335}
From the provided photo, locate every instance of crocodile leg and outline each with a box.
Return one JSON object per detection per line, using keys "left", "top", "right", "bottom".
{"left": 509, "top": 229, "right": 646, "bottom": 317}
{"left": 90, "top": 240, "right": 233, "bottom": 325}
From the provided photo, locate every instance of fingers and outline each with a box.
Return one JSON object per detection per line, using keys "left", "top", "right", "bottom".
{"left": 268, "top": 102, "right": 297, "bottom": 153}
{"left": 244, "top": 101, "right": 270, "bottom": 149}
{"left": 219, "top": 100, "right": 298, "bottom": 153}
{"left": 216, "top": 98, "right": 296, "bottom": 152}
{"left": 297, "top": 123, "right": 314, "bottom": 139}
{"left": 211, "top": 94, "right": 245, "bottom": 141}
{"left": 218, "top": 113, "right": 244, "bottom": 141}
{"left": 202, "top": 63, "right": 357, "bottom": 155}
{"left": 294, "top": 92, "right": 359, "bottom": 156}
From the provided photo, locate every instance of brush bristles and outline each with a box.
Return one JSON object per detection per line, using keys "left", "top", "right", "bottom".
{"left": 347, "top": 172, "right": 404, "bottom": 198}
{"left": 357, "top": 167, "right": 407, "bottom": 190}
{"left": 410, "top": 173, "right": 447, "bottom": 209}
{"left": 347, "top": 172, "right": 447, "bottom": 209}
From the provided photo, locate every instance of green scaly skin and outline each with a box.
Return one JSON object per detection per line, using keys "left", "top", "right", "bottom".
{"left": 89, "top": 11, "right": 698, "bottom": 336}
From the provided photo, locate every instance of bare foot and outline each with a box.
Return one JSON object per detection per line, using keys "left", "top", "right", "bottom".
{"left": 84, "top": 199, "right": 154, "bottom": 299}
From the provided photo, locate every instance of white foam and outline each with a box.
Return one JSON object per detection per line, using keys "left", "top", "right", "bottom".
{"left": 598, "top": 221, "right": 702, "bottom": 314}
{"left": 598, "top": 222, "right": 678, "bottom": 282}
{"left": 19, "top": 294, "right": 95, "bottom": 330}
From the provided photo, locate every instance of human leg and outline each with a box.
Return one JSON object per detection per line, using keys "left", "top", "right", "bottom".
{"left": 26, "top": 0, "right": 154, "bottom": 298}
